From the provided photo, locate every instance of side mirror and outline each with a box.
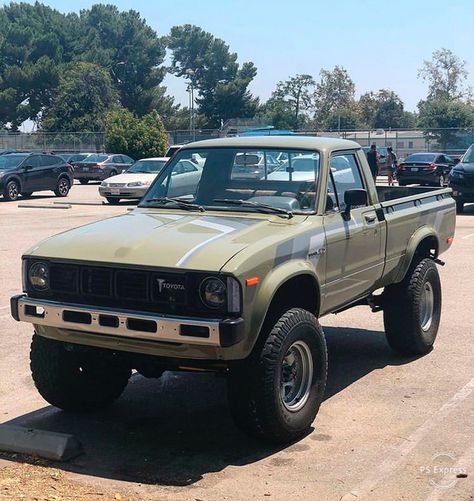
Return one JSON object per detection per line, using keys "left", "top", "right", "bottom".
{"left": 343, "top": 189, "right": 367, "bottom": 221}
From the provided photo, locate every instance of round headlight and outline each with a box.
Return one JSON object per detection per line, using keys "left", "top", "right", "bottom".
{"left": 28, "top": 262, "right": 49, "bottom": 290}
{"left": 200, "top": 277, "right": 226, "bottom": 309}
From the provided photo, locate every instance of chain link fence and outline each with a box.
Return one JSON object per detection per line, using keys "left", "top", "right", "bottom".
{"left": 2, "top": 128, "right": 474, "bottom": 158}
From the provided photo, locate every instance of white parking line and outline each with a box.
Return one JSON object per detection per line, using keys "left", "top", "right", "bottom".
{"left": 341, "top": 377, "right": 474, "bottom": 500}
{"left": 462, "top": 233, "right": 474, "bottom": 240}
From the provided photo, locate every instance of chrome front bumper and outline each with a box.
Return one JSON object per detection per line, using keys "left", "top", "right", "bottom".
{"left": 99, "top": 186, "right": 147, "bottom": 199}
{"left": 10, "top": 295, "right": 244, "bottom": 347}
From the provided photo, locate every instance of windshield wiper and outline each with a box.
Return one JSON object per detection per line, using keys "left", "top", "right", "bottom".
{"left": 213, "top": 199, "right": 293, "bottom": 219}
{"left": 146, "top": 197, "right": 205, "bottom": 212}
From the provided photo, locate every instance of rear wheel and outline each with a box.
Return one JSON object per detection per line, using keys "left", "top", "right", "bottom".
{"left": 383, "top": 258, "right": 441, "bottom": 355}
{"left": 54, "top": 177, "right": 71, "bottom": 197}
{"left": 3, "top": 180, "right": 20, "bottom": 201}
{"left": 79, "top": 179, "right": 89, "bottom": 185}
{"left": 106, "top": 197, "right": 121, "bottom": 205}
{"left": 456, "top": 201, "right": 464, "bottom": 214}
{"left": 30, "top": 334, "right": 131, "bottom": 412}
{"left": 109, "top": 170, "right": 118, "bottom": 178}
{"left": 228, "top": 308, "right": 327, "bottom": 443}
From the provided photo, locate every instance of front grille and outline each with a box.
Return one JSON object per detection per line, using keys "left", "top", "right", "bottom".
{"left": 81, "top": 268, "right": 111, "bottom": 297}
{"left": 108, "top": 183, "right": 126, "bottom": 187}
{"left": 28, "top": 261, "right": 227, "bottom": 318}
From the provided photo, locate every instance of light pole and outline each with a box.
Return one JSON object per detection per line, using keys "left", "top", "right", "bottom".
{"left": 186, "top": 69, "right": 196, "bottom": 141}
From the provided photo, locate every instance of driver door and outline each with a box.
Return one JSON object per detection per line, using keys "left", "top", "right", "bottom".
{"left": 321, "top": 152, "right": 384, "bottom": 313}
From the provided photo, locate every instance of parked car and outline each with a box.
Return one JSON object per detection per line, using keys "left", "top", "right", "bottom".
{"left": 267, "top": 154, "right": 319, "bottom": 181}
{"left": 74, "top": 154, "right": 134, "bottom": 184}
{"left": 232, "top": 151, "right": 280, "bottom": 179}
{"left": 11, "top": 136, "right": 455, "bottom": 444}
{"left": 58, "top": 153, "right": 92, "bottom": 165}
{"left": 397, "top": 152, "right": 454, "bottom": 187}
{"left": 0, "top": 149, "right": 16, "bottom": 155}
{"left": 99, "top": 157, "right": 170, "bottom": 204}
{"left": 0, "top": 153, "right": 73, "bottom": 201}
{"left": 448, "top": 143, "right": 474, "bottom": 213}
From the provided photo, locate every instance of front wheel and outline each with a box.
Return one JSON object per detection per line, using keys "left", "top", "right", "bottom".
{"left": 54, "top": 177, "right": 71, "bottom": 197}
{"left": 3, "top": 180, "right": 20, "bottom": 201}
{"left": 456, "top": 200, "right": 464, "bottom": 214}
{"left": 79, "top": 179, "right": 89, "bottom": 185}
{"left": 30, "top": 334, "right": 131, "bottom": 412}
{"left": 227, "top": 308, "right": 327, "bottom": 443}
{"left": 383, "top": 258, "right": 441, "bottom": 355}
{"left": 106, "top": 197, "right": 121, "bottom": 205}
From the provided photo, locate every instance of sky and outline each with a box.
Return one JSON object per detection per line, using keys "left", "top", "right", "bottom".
{"left": 2, "top": 0, "right": 474, "bottom": 113}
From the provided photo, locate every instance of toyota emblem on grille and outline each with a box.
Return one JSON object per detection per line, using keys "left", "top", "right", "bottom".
{"left": 157, "top": 278, "right": 185, "bottom": 293}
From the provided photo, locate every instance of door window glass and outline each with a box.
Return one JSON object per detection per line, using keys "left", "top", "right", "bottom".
{"left": 330, "top": 153, "right": 367, "bottom": 210}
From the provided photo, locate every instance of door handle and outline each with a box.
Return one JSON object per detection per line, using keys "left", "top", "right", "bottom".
{"left": 364, "top": 214, "right": 377, "bottom": 223}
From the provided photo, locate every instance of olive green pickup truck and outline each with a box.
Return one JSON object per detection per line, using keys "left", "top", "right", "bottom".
{"left": 11, "top": 136, "right": 456, "bottom": 443}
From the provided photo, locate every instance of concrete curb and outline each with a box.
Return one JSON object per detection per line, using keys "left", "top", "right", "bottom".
{"left": 18, "top": 204, "right": 71, "bottom": 209}
{"left": 0, "top": 425, "right": 83, "bottom": 461}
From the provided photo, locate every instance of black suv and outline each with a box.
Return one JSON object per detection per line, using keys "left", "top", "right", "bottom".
{"left": 0, "top": 153, "right": 74, "bottom": 201}
{"left": 449, "top": 144, "right": 474, "bottom": 213}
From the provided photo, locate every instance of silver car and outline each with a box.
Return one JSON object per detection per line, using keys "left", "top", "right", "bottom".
{"left": 99, "top": 157, "right": 169, "bottom": 204}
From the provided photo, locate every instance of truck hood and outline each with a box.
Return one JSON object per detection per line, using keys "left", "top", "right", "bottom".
{"left": 26, "top": 209, "right": 293, "bottom": 271}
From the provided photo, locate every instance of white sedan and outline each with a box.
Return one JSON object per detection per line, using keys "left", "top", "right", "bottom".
{"left": 99, "top": 157, "right": 169, "bottom": 204}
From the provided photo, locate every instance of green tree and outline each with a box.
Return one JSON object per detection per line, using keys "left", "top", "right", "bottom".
{"left": 105, "top": 108, "right": 168, "bottom": 159}
{"left": 418, "top": 48, "right": 472, "bottom": 102}
{"left": 263, "top": 74, "right": 315, "bottom": 129}
{"left": 0, "top": 2, "right": 71, "bottom": 128}
{"left": 78, "top": 5, "right": 167, "bottom": 116}
{"left": 417, "top": 99, "right": 474, "bottom": 149}
{"left": 41, "top": 62, "right": 117, "bottom": 132}
{"left": 168, "top": 25, "right": 258, "bottom": 127}
{"left": 313, "top": 66, "right": 356, "bottom": 127}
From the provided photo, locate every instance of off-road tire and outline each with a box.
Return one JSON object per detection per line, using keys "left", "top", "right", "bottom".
{"left": 30, "top": 334, "right": 131, "bottom": 412}
{"left": 54, "top": 177, "right": 71, "bottom": 197}
{"left": 227, "top": 308, "right": 327, "bottom": 443}
{"left": 106, "top": 197, "right": 120, "bottom": 205}
{"left": 383, "top": 258, "right": 441, "bottom": 355}
{"left": 456, "top": 201, "right": 464, "bottom": 214}
{"left": 79, "top": 179, "right": 89, "bottom": 185}
{"left": 3, "top": 180, "right": 20, "bottom": 201}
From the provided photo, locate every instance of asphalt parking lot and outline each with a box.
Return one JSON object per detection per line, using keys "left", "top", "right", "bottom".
{"left": 0, "top": 181, "right": 473, "bottom": 500}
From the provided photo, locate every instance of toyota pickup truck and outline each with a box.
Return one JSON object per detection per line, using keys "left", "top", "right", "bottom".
{"left": 10, "top": 136, "right": 456, "bottom": 444}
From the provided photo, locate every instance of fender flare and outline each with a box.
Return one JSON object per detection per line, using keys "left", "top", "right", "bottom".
{"left": 245, "top": 260, "right": 321, "bottom": 354}
{"left": 2, "top": 175, "right": 23, "bottom": 193}
{"left": 394, "top": 226, "right": 439, "bottom": 283}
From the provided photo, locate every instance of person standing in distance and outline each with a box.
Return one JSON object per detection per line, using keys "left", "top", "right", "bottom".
{"left": 386, "top": 147, "right": 397, "bottom": 186}
{"left": 366, "top": 144, "right": 379, "bottom": 183}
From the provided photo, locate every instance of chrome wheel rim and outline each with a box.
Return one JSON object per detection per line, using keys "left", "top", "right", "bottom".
{"left": 8, "top": 182, "right": 18, "bottom": 200}
{"left": 280, "top": 340, "right": 313, "bottom": 412}
{"left": 58, "top": 179, "right": 69, "bottom": 195}
{"left": 420, "top": 281, "right": 434, "bottom": 331}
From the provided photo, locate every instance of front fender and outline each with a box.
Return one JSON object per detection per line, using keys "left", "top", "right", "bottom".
{"left": 241, "top": 259, "right": 321, "bottom": 356}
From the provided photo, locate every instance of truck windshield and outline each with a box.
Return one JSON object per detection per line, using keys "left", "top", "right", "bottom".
{"left": 139, "top": 148, "right": 320, "bottom": 214}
